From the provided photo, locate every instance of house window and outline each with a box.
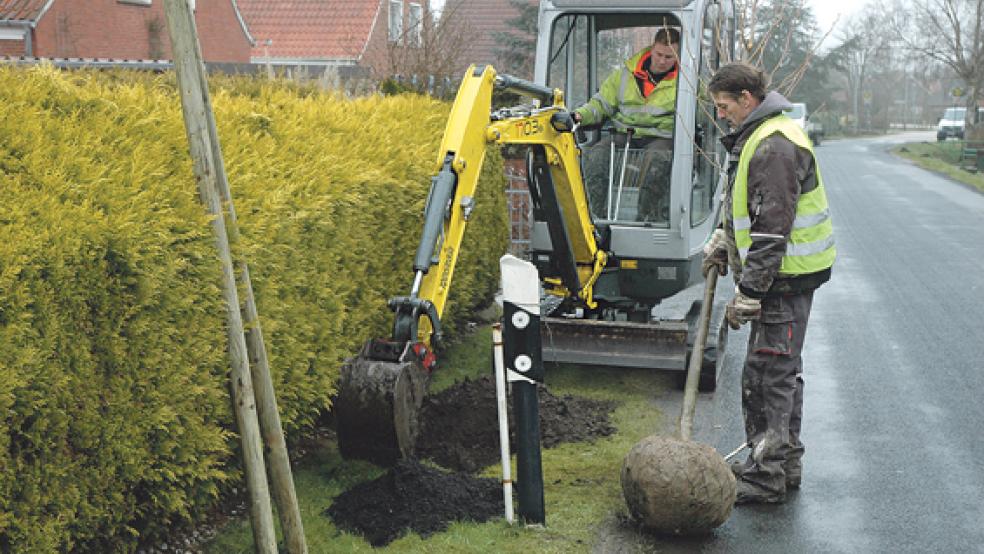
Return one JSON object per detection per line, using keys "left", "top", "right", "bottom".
{"left": 0, "top": 28, "right": 26, "bottom": 40}
{"left": 389, "top": 0, "right": 403, "bottom": 43}
{"left": 408, "top": 3, "right": 423, "bottom": 46}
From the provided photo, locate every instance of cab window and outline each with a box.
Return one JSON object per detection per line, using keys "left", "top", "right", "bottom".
{"left": 547, "top": 14, "right": 682, "bottom": 226}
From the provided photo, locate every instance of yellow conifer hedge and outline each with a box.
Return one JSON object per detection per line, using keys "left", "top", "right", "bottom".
{"left": 0, "top": 66, "right": 508, "bottom": 551}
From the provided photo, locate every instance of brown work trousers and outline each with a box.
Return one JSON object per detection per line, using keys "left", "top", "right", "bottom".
{"left": 736, "top": 290, "right": 814, "bottom": 494}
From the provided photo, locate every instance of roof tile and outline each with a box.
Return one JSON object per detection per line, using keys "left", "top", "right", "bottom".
{"left": 0, "top": 0, "right": 50, "bottom": 22}
{"left": 237, "top": 0, "right": 381, "bottom": 61}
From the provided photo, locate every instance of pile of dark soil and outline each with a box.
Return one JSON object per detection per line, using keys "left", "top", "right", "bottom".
{"left": 326, "top": 377, "right": 617, "bottom": 546}
{"left": 416, "top": 376, "right": 618, "bottom": 473}
{"left": 325, "top": 459, "right": 501, "bottom": 547}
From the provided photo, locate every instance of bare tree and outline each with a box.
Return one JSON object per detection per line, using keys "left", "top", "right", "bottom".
{"left": 885, "top": 0, "right": 984, "bottom": 128}
{"left": 492, "top": 0, "right": 539, "bottom": 79}
{"left": 734, "top": 0, "right": 835, "bottom": 96}
{"left": 366, "top": 1, "right": 476, "bottom": 94}
{"left": 828, "top": 10, "right": 894, "bottom": 131}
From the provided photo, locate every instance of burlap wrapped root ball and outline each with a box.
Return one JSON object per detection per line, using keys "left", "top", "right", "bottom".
{"left": 621, "top": 434, "right": 736, "bottom": 535}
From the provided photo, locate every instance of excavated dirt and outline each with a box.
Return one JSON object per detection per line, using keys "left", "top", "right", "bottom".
{"left": 326, "top": 377, "right": 618, "bottom": 546}
{"left": 416, "top": 376, "right": 618, "bottom": 473}
{"left": 325, "top": 459, "right": 501, "bottom": 547}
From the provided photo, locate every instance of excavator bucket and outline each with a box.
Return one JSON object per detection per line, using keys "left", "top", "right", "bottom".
{"left": 539, "top": 317, "right": 689, "bottom": 370}
{"left": 334, "top": 341, "right": 430, "bottom": 466}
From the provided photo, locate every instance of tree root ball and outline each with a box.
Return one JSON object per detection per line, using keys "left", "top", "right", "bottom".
{"left": 621, "top": 434, "right": 736, "bottom": 535}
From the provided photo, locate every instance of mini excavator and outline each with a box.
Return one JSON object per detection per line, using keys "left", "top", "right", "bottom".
{"left": 334, "top": 0, "right": 736, "bottom": 465}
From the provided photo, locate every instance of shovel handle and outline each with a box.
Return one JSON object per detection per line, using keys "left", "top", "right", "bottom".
{"left": 679, "top": 269, "right": 718, "bottom": 441}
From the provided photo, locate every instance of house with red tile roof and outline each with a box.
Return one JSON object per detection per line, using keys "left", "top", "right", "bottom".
{"left": 237, "top": 0, "right": 435, "bottom": 78}
{"left": 0, "top": 0, "right": 253, "bottom": 62}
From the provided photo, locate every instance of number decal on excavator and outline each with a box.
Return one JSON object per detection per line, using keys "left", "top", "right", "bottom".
{"left": 519, "top": 120, "right": 543, "bottom": 136}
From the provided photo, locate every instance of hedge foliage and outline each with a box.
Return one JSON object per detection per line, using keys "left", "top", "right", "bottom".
{"left": 0, "top": 65, "right": 508, "bottom": 552}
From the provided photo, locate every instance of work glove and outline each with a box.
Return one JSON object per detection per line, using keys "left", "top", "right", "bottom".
{"left": 550, "top": 110, "right": 577, "bottom": 132}
{"left": 725, "top": 287, "right": 761, "bottom": 330}
{"left": 701, "top": 228, "right": 729, "bottom": 277}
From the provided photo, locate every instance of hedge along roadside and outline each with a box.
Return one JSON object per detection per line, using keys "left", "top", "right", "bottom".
{"left": 0, "top": 65, "right": 509, "bottom": 552}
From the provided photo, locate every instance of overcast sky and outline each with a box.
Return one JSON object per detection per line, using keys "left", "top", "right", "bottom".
{"left": 812, "top": 0, "right": 868, "bottom": 48}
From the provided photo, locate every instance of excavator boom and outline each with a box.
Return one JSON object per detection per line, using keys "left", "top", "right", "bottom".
{"left": 390, "top": 65, "right": 606, "bottom": 356}
{"left": 335, "top": 65, "right": 607, "bottom": 465}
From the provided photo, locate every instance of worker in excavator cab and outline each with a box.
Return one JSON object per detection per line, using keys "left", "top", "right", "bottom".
{"left": 570, "top": 27, "right": 679, "bottom": 224}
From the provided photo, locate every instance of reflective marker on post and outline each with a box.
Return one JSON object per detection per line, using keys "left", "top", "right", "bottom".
{"left": 499, "top": 254, "right": 545, "bottom": 525}
{"left": 492, "top": 323, "right": 514, "bottom": 524}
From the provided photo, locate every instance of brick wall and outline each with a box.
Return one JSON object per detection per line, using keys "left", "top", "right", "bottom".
{"left": 0, "top": 39, "right": 24, "bottom": 56}
{"left": 31, "top": 0, "right": 251, "bottom": 62}
{"left": 441, "top": 0, "right": 537, "bottom": 76}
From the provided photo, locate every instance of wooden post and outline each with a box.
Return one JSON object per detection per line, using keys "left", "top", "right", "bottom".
{"left": 196, "top": 29, "right": 308, "bottom": 554}
{"left": 161, "top": 1, "right": 277, "bottom": 552}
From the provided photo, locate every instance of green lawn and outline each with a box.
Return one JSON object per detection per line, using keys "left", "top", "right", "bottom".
{"left": 205, "top": 325, "right": 673, "bottom": 553}
{"left": 892, "top": 141, "right": 984, "bottom": 193}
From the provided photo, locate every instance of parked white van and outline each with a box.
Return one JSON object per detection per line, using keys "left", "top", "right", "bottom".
{"left": 936, "top": 107, "right": 984, "bottom": 141}
{"left": 788, "top": 102, "right": 823, "bottom": 145}
{"left": 937, "top": 107, "right": 966, "bottom": 141}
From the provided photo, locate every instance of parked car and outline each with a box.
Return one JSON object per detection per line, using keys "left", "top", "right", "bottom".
{"left": 789, "top": 102, "right": 823, "bottom": 145}
{"left": 936, "top": 107, "right": 984, "bottom": 141}
{"left": 937, "top": 107, "right": 966, "bottom": 141}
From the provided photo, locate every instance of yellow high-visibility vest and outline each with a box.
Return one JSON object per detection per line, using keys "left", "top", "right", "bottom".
{"left": 575, "top": 48, "right": 676, "bottom": 138}
{"left": 732, "top": 115, "right": 835, "bottom": 275}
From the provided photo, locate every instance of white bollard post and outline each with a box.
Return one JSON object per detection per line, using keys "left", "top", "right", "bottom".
{"left": 499, "top": 254, "right": 545, "bottom": 525}
{"left": 492, "top": 323, "right": 514, "bottom": 523}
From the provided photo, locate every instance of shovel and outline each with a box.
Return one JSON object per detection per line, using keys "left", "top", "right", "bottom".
{"left": 679, "top": 269, "right": 718, "bottom": 440}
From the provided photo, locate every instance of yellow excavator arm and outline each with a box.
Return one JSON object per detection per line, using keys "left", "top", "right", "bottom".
{"left": 391, "top": 64, "right": 607, "bottom": 356}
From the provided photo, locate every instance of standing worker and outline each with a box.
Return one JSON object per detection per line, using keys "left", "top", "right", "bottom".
{"left": 702, "top": 63, "right": 836, "bottom": 504}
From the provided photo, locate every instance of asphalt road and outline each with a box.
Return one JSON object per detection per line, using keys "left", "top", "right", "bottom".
{"left": 598, "top": 132, "right": 984, "bottom": 553}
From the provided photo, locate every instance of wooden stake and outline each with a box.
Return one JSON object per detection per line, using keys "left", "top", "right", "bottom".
{"left": 197, "top": 30, "right": 309, "bottom": 554}
{"left": 162, "top": 2, "right": 277, "bottom": 552}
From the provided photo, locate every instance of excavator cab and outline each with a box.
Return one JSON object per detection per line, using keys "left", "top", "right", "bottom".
{"left": 532, "top": 0, "right": 734, "bottom": 310}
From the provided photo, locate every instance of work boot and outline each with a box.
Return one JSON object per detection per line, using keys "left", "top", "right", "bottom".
{"left": 783, "top": 459, "right": 802, "bottom": 489}
{"left": 734, "top": 478, "right": 786, "bottom": 505}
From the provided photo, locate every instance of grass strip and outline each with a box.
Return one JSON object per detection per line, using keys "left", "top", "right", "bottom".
{"left": 892, "top": 141, "right": 984, "bottom": 193}
{"left": 205, "top": 325, "right": 671, "bottom": 553}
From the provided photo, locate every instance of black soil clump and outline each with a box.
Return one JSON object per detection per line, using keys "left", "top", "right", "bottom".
{"left": 325, "top": 459, "right": 501, "bottom": 547}
{"left": 326, "top": 377, "right": 617, "bottom": 546}
{"left": 416, "top": 376, "right": 617, "bottom": 473}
